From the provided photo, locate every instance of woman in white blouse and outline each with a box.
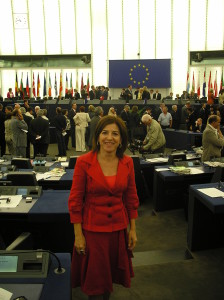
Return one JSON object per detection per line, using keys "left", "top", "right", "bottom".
{"left": 74, "top": 106, "right": 91, "bottom": 152}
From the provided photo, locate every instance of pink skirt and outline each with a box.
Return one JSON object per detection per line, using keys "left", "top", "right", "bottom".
{"left": 71, "top": 229, "right": 134, "bottom": 296}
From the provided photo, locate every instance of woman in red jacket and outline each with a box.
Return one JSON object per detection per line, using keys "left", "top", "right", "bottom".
{"left": 68, "top": 115, "right": 139, "bottom": 299}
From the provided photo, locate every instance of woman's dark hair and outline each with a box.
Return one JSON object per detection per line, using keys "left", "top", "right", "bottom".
{"left": 79, "top": 106, "right": 85, "bottom": 112}
{"left": 92, "top": 115, "right": 128, "bottom": 158}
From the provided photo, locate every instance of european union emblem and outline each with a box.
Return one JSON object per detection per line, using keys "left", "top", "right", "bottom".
{"left": 109, "top": 59, "right": 171, "bottom": 88}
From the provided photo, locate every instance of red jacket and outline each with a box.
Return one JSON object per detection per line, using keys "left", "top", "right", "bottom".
{"left": 68, "top": 151, "right": 139, "bottom": 232}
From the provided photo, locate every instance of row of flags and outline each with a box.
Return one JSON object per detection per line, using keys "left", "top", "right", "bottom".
{"left": 15, "top": 72, "right": 90, "bottom": 98}
{"left": 186, "top": 70, "right": 224, "bottom": 98}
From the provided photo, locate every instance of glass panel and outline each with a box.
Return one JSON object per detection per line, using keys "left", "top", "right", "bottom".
{"left": 28, "top": 0, "right": 45, "bottom": 55}
{"left": 0, "top": 1, "right": 15, "bottom": 55}
{"left": 91, "top": 0, "right": 107, "bottom": 86}
{"left": 207, "top": 0, "right": 224, "bottom": 50}
{"left": 156, "top": 0, "right": 171, "bottom": 59}
{"left": 12, "top": 0, "right": 27, "bottom": 13}
{"left": 172, "top": 0, "right": 189, "bottom": 96}
{"left": 107, "top": 0, "right": 123, "bottom": 59}
{"left": 139, "top": 0, "right": 155, "bottom": 59}
{"left": 76, "top": 0, "right": 91, "bottom": 54}
{"left": 14, "top": 29, "right": 30, "bottom": 55}
{"left": 59, "top": 0, "right": 76, "bottom": 54}
{"left": 123, "top": 0, "right": 139, "bottom": 59}
{"left": 189, "top": 0, "right": 206, "bottom": 51}
{"left": 44, "top": 0, "right": 61, "bottom": 54}
{"left": 1, "top": 70, "right": 16, "bottom": 100}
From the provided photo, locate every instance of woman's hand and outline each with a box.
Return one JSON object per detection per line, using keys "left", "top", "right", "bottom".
{"left": 75, "top": 232, "right": 86, "bottom": 255}
{"left": 128, "top": 229, "right": 137, "bottom": 251}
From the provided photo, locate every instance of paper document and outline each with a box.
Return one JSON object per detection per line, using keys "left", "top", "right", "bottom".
{"left": 188, "top": 168, "right": 204, "bottom": 174}
{"left": 0, "top": 195, "right": 22, "bottom": 208}
{"left": 0, "top": 288, "right": 13, "bottom": 300}
{"left": 21, "top": 129, "right": 28, "bottom": 133}
{"left": 61, "top": 162, "right": 69, "bottom": 167}
{"left": 198, "top": 188, "right": 224, "bottom": 198}
{"left": 35, "top": 135, "right": 41, "bottom": 140}
{"left": 146, "top": 158, "right": 168, "bottom": 163}
{"left": 155, "top": 168, "right": 170, "bottom": 172}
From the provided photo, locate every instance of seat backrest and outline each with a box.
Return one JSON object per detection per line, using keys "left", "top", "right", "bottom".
{"left": 7, "top": 172, "right": 38, "bottom": 186}
{"left": 68, "top": 156, "right": 78, "bottom": 169}
{"left": 11, "top": 158, "right": 33, "bottom": 169}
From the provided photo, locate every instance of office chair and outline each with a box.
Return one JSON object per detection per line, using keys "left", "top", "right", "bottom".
{"left": 7, "top": 172, "right": 38, "bottom": 186}
{"left": 11, "top": 158, "right": 33, "bottom": 169}
{"left": 131, "top": 155, "right": 147, "bottom": 203}
{"left": 68, "top": 156, "right": 78, "bottom": 169}
{"left": 211, "top": 167, "right": 224, "bottom": 183}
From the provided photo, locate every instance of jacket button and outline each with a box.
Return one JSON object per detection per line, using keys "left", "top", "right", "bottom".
{"left": 108, "top": 203, "right": 112, "bottom": 207}
{"left": 108, "top": 214, "right": 112, "bottom": 218}
{"left": 109, "top": 193, "right": 113, "bottom": 196}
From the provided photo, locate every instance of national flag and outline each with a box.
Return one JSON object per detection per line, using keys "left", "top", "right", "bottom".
{"left": 54, "top": 73, "right": 58, "bottom": 96}
{"left": 192, "top": 71, "right": 195, "bottom": 92}
{"left": 15, "top": 72, "right": 18, "bottom": 96}
{"left": 186, "top": 71, "right": 190, "bottom": 93}
{"left": 43, "top": 73, "right": 47, "bottom": 97}
{"left": 197, "top": 72, "right": 200, "bottom": 98}
{"left": 208, "top": 71, "right": 211, "bottom": 93}
{"left": 203, "top": 71, "right": 206, "bottom": 97}
{"left": 20, "top": 73, "right": 24, "bottom": 98}
{"left": 65, "top": 73, "right": 68, "bottom": 94}
{"left": 48, "top": 73, "right": 52, "bottom": 97}
{"left": 37, "top": 73, "right": 40, "bottom": 97}
{"left": 214, "top": 70, "right": 218, "bottom": 97}
{"left": 81, "top": 73, "right": 84, "bottom": 92}
{"left": 32, "top": 73, "right": 36, "bottom": 97}
{"left": 59, "top": 72, "right": 63, "bottom": 97}
{"left": 26, "top": 73, "right": 30, "bottom": 97}
{"left": 87, "top": 73, "right": 90, "bottom": 95}
{"left": 220, "top": 69, "right": 223, "bottom": 92}
{"left": 70, "top": 73, "right": 73, "bottom": 96}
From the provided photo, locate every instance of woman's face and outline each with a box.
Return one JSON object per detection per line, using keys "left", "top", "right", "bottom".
{"left": 98, "top": 123, "right": 121, "bottom": 154}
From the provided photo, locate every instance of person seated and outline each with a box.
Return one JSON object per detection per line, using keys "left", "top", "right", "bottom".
{"left": 65, "top": 89, "right": 73, "bottom": 99}
{"left": 137, "top": 88, "right": 143, "bottom": 100}
{"left": 194, "top": 118, "right": 206, "bottom": 133}
{"left": 175, "top": 93, "right": 181, "bottom": 100}
{"left": 16, "top": 88, "right": 24, "bottom": 100}
{"left": 141, "top": 114, "right": 166, "bottom": 153}
{"left": 74, "top": 89, "right": 80, "bottom": 100}
{"left": 186, "top": 107, "right": 196, "bottom": 131}
{"left": 181, "top": 91, "right": 189, "bottom": 100}
{"left": 207, "top": 88, "right": 215, "bottom": 105}
{"left": 189, "top": 90, "right": 198, "bottom": 100}
{"left": 166, "top": 92, "right": 173, "bottom": 100}
{"left": 120, "top": 88, "right": 126, "bottom": 100}
{"left": 153, "top": 89, "right": 161, "bottom": 100}
{"left": 7, "top": 88, "right": 14, "bottom": 99}
{"left": 142, "top": 86, "right": 150, "bottom": 100}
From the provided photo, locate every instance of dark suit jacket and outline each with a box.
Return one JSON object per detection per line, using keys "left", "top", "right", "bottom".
{"left": 68, "top": 109, "right": 76, "bottom": 128}
{"left": 153, "top": 93, "right": 161, "bottom": 100}
{"left": 89, "top": 90, "right": 96, "bottom": 100}
{"left": 29, "top": 116, "right": 50, "bottom": 144}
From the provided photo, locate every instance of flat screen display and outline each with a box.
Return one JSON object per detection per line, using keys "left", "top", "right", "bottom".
{"left": 0, "top": 256, "right": 18, "bottom": 272}
{"left": 17, "top": 188, "right": 28, "bottom": 196}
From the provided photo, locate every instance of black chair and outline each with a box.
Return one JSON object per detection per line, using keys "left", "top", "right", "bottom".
{"left": 7, "top": 172, "right": 38, "bottom": 186}
{"left": 211, "top": 167, "right": 224, "bottom": 183}
{"left": 68, "top": 156, "right": 78, "bottom": 169}
{"left": 11, "top": 158, "right": 33, "bottom": 169}
{"left": 131, "top": 155, "right": 148, "bottom": 203}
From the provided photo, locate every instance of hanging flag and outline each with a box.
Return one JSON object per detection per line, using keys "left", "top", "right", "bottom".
{"left": 43, "top": 73, "right": 47, "bottom": 97}
{"left": 87, "top": 73, "right": 90, "bottom": 95}
{"left": 203, "top": 71, "right": 206, "bottom": 97}
{"left": 192, "top": 71, "right": 195, "bottom": 92}
{"left": 32, "top": 73, "right": 36, "bottom": 97}
{"left": 15, "top": 72, "right": 18, "bottom": 96}
{"left": 70, "top": 73, "right": 73, "bottom": 96}
{"left": 81, "top": 73, "right": 84, "bottom": 93}
{"left": 220, "top": 69, "right": 224, "bottom": 92}
{"left": 54, "top": 73, "right": 58, "bottom": 96}
{"left": 197, "top": 72, "right": 200, "bottom": 98}
{"left": 65, "top": 73, "right": 68, "bottom": 95}
{"left": 186, "top": 71, "right": 190, "bottom": 93}
{"left": 37, "top": 73, "right": 40, "bottom": 97}
{"left": 26, "top": 73, "right": 30, "bottom": 97}
{"left": 20, "top": 73, "right": 24, "bottom": 99}
{"left": 48, "top": 73, "right": 52, "bottom": 97}
{"left": 208, "top": 71, "right": 211, "bottom": 93}
{"left": 59, "top": 72, "right": 63, "bottom": 97}
{"left": 214, "top": 70, "right": 218, "bottom": 97}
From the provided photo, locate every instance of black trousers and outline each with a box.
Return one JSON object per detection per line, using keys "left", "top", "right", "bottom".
{"left": 55, "top": 130, "right": 66, "bottom": 156}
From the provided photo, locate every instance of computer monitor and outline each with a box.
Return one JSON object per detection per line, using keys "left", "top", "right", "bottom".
{"left": 7, "top": 172, "right": 38, "bottom": 186}
{"left": 11, "top": 158, "right": 33, "bottom": 169}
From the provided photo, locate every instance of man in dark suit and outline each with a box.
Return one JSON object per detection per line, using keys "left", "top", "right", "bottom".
{"left": 73, "top": 89, "right": 80, "bottom": 100}
{"left": 88, "top": 106, "right": 104, "bottom": 150}
{"left": 120, "top": 105, "right": 130, "bottom": 126}
{"left": 29, "top": 109, "right": 50, "bottom": 157}
{"left": 20, "top": 107, "right": 32, "bottom": 158}
{"left": 52, "top": 107, "right": 66, "bottom": 156}
{"left": 68, "top": 103, "right": 77, "bottom": 148}
{"left": 89, "top": 85, "right": 96, "bottom": 100}
{"left": 125, "top": 85, "right": 133, "bottom": 101}
{"left": 170, "top": 105, "right": 180, "bottom": 130}
{"left": 0, "top": 104, "right": 6, "bottom": 156}
{"left": 153, "top": 89, "right": 161, "bottom": 100}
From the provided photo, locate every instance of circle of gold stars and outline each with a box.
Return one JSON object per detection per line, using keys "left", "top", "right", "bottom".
{"left": 129, "top": 64, "right": 150, "bottom": 85}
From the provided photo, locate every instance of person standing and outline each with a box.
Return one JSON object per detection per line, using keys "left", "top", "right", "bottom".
{"left": 4, "top": 112, "right": 15, "bottom": 155}
{"left": 7, "top": 88, "right": 14, "bottom": 99}
{"left": 52, "top": 107, "right": 66, "bottom": 156}
{"left": 0, "top": 104, "right": 6, "bottom": 156}
{"left": 62, "top": 109, "right": 71, "bottom": 150}
{"left": 170, "top": 105, "right": 180, "bottom": 130}
{"left": 88, "top": 106, "right": 104, "bottom": 150}
{"left": 29, "top": 109, "right": 50, "bottom": 157}
{"left": 158, "top": 106, "right": 172, "bottom": 129}
{"left": 125, "top": 85, "right": 133, "bottom": 101}
{"left": 74, "top": 106, "right": 91, "bottom": 152}
{"left": 202, "top": 115, "right": 224, "bottom": 161}
{"left": 69, "top": 103, "right": 77, "bottom": 148}
{"left": 11, "top": 109, "right": 28, "bottom": 158}
{"left": 68, "top": 115, "right": 139, "bottom": 299}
